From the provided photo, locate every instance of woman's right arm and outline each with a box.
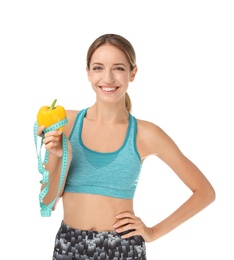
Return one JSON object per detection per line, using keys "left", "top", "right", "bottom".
{"left": 37, "top": 110, "right": 77, "bottom": 209}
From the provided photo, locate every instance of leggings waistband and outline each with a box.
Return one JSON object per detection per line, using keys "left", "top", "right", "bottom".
{"left": 61, "top": 220, "right": 135, "bottom": 238}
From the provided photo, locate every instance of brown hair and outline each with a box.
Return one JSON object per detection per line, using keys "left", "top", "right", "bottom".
{"left": 86, "top": 34, "right": 137, "bottom": 112}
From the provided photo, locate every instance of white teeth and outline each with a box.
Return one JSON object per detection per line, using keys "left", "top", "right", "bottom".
{"left": 102, "top": 87, "right": 116, "bottom": 92}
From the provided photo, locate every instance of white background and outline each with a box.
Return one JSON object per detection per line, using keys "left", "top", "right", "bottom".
{"left": 0, "top": 0, "right": 233, "bottom": 259}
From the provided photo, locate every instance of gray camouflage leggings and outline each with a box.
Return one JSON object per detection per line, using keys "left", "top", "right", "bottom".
{"left": 52, "top": 221, "right": 147, "bottom": 259}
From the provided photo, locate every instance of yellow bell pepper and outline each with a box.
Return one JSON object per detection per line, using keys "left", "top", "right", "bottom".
{"left": 37, "top": 99, "right": 67, "bottom": 131}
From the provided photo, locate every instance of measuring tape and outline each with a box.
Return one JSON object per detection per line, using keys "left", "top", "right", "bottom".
{"left": 33, "top": 118, "right": 68, "bottom": 217}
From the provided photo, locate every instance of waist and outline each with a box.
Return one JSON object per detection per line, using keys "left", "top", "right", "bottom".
{"left": 62, "top": 192, "right": 134, "bottom": 231}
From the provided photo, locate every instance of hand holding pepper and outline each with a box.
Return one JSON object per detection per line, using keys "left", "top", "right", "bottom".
{"left": 37, "top": 99, "right": 67, "bottom": 157}
{"left": 37, "top": 126, "right": 62, "bottom": 157}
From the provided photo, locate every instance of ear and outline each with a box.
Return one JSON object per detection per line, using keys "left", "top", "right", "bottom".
{"left": 86, "top": 67, "right": 91, "bottom": 82}
{"left": 129, "top": 66, "right": 138, "bottom": 82}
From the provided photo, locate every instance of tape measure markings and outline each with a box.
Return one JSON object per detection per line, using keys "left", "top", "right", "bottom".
{"left": 33, "top": 118, "right": 68, "bottom": 217}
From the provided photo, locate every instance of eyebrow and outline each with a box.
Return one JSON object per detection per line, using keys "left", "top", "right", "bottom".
{"left": 91, "top": 62, "right": 127, "bottom": 67}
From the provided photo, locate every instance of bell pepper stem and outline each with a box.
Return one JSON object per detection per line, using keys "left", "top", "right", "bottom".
{"left": 49, "top": 99, "right": 57, "bottom": 110}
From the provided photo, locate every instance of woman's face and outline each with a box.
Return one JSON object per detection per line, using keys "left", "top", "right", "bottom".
{"left": 87, "top": 44, "right": 137, "bottom": 104}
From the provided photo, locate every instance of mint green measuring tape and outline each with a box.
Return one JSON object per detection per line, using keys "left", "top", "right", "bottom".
{"left": 33, "top": 118, "right": 68, "bottom": 217}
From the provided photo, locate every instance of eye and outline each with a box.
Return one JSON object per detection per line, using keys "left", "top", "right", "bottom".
{"left": 115, "top": 67, "right": 125, "bottom": 71}
{"left": 93, "top": 66, "right": 103, "bottom": 70}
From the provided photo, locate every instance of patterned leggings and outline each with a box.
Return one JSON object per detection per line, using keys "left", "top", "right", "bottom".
{"left": 52, "top": 221, "right": 147, "bottom": 259}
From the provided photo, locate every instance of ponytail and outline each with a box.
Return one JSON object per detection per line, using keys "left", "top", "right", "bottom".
{"left": 125, "top": 92, "right": 132, "bottom": 112}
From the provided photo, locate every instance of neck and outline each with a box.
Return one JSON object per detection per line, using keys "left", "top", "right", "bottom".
{"left": 87, "top": 102, "right": 129, "bottom": 123}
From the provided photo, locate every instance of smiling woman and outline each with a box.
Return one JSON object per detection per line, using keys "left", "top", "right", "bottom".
{"left": 36, "top": 33, "right": 215, "bottom": 260}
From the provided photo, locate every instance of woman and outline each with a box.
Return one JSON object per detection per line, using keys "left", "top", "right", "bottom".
{"left": 38, "top": 33, "right": 215, "bottom": 259}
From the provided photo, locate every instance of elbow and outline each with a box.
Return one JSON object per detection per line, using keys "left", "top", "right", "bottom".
{"left": 193, "top": 182, "right": 216, "bottom": 208}
{"left": 208, "top": 185, "right": 216, "bottom": 204}
{"left": 201, "top": 184, "right": 216, "bottom": 207}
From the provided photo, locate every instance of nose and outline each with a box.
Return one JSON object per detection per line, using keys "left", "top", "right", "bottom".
{"left": 103, "top": 69, "right": 114, "bottom": 84}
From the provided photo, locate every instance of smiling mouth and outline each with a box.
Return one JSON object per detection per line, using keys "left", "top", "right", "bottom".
{"left": 100, "top": 86, "right": 119, "bottom": 93}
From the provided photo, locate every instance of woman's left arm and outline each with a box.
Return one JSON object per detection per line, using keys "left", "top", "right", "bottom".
{"left": 113, "top": 120, "right": 216, "bottom": 242}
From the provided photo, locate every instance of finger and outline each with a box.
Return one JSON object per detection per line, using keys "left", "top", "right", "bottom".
{"left": 120, "top": 229, "right": 138, "bottom": 239}
{"left": 44, "top": 141, "right": 59, "bottom": 150}
{"left": 115, "top": 211, "right": 135, "bottom": 219}
{"left": 43, "top": 135, "right": 60, "bottom": 145}
{"left": 115, "top": 223, "right": 135, "bottom": 234}
{"left": 37, "top": 126, "right": 45, "bottom": 136}
{"left": 44, "top": 130, "right": 62, "bottom": 138}
{"left": 113, "top": 218, "right": 134, "bottom": 229}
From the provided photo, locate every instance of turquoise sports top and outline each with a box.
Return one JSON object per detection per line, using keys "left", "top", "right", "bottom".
{"left": 64, "top": 108, "right": 142, "bottom": 199}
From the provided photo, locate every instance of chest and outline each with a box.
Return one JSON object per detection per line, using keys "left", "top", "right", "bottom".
{"left": 81, "top": 119, "right": 129, "bottom": 153}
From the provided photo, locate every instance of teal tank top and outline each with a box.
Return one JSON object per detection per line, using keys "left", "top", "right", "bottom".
{"left": 64, "top": 108, "right": 142, "bottom": 199}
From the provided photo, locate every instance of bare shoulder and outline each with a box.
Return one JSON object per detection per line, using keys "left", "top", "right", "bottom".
{"left": 136, "top": 118, "right": 169, "bottom": 142}
{"left": 64, "top": 110, "right": 80, "bottom": 136}
{"left": 66, "top": 109, "right": 79, "bottom": 121}
{"left": 135, "top": 118, "right": 180, "bottom": 159}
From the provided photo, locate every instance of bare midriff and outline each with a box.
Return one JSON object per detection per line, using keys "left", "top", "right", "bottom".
{"left": 62, "top": 192, "right": 134, "bottom": 231}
